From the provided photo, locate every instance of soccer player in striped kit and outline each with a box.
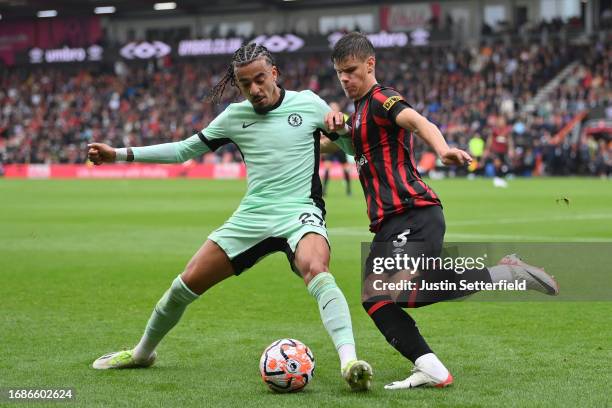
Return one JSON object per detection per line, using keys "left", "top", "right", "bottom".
{"left": 324, "top": 32, "right": 559, "bottom": 389}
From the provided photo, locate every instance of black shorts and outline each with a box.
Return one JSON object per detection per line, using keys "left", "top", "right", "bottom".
{"left": 364, "top": 205, "right": 445, "bottom": 282}
{"left": 372, "top": 205, "right": 445, "bottom": 254}
{"left": 364, "top": 205, "right": 449, "bottom": 307}
{"left": 322, "top": 150, "right": 348, "bottom": 164}
{"left": 364, "top": 205, "right": 489, "bottom": 307}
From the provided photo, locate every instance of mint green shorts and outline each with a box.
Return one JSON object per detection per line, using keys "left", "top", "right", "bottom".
{"left": 208, "top": 203, "right": 329, "bottom": 275}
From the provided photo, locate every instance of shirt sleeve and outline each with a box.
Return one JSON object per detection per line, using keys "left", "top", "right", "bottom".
{"left": 371, "top": 87, "right": 412, "bottom": 125}
{"left": 306, "top": 91, "right": 354, "bottom": 155}
{"left": 132, "top": 134, "right": 210, "bottom": 163}
{"left": 132, "top": 106, "right": 235, "bottom": 163}
{"left": 306, "top": 91, "right": 331, "bottom": 128}
{"left": 200, "top": 105, "right": 233, "bottom": 151}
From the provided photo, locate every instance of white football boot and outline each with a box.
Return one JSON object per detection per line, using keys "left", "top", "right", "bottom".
{"left": 499, "top": 254, "right": 559, "bottom": 295}
{"left": 385, "top": 354, "right": 453, "bottom": 390}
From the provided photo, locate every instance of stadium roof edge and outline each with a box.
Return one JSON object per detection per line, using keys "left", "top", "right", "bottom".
{"left": 0, "top": 0, "right": 431, "bottom": 20}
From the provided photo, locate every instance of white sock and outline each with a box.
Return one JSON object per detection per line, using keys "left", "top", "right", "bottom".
{"left": 338, "top": 343, "right": 357, "bottom": 368}
{"left": 488, "top": 265, "right": 514, "bottom": 283}
{"left": 415, "top": 353, "right": 449, "bottom": 381}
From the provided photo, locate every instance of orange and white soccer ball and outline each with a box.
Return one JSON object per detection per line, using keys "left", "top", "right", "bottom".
{"left": 259, "top": 338, "right": 315, "bottom": 393}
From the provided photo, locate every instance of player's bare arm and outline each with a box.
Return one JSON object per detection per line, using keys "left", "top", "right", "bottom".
{"left": 394, "top": 108, "right": 473, "bottom": 167}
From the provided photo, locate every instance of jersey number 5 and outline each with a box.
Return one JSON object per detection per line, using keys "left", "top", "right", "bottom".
{"left": 392, "top": 229, "right": 411, "bottom": 248}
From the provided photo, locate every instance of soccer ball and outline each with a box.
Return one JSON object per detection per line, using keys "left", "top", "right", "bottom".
{"left": 259, "top": 338, "right": 315, "bottom": 393}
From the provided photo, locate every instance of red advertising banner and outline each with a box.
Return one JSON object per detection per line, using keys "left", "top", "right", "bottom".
{"left": 3, "top": 163, "right": 358, "bottom": 179}
{"left": 0, "top": 17, "right": 102, "bottom": 65}
{"left": 380, "top": 3, "right": 440, "bottom": 31}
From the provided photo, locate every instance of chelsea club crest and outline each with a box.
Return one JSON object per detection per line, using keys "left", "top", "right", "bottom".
{"left": 288, "top": 113, "right": 303, "bottom": 127}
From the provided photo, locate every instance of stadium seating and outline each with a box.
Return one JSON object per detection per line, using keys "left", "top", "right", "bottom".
{"left": 0, "top": 36, "right": 609, "bottom": 176}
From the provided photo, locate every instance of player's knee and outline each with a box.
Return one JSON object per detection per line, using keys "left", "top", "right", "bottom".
{"left": 182, "top": 259, "right": 199, "bottom": 282}
{"left": 180, "top": 261, "right": 212, "bottom": 295}
{"left": 183, "top": 257, "right": 196, "bottom": 275}
{"left": 179, "top": 268, "right": 200, "bottom": 294}
{"left": 301, "top": 262, "right": 329, "bottom": 284}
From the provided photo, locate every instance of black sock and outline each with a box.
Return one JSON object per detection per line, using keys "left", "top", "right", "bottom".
{"left": 363, "top": 300, "right": 432, "bottom": 363}
{"left": 343, "top": 169, "right": 351, "bottom": 194}
{"left": 323, "top": 169, "right": 330, "bottom": 194}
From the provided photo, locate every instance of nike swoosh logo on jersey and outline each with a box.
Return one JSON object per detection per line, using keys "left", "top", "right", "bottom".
{"left": 242, "top": 121, "right": 257, "bottom": 128}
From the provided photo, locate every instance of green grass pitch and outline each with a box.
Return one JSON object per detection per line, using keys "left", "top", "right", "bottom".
{"left": 1, "top": 177, "right": 610, "bottom": 407}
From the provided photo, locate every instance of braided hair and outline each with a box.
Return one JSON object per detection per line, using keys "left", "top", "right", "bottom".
{"left": 207, "top": 43, "right": 280, "bottom": 104}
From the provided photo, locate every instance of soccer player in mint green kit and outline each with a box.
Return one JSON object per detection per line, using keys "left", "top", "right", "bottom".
{"left": 88, "top": 43, "right": 372, "bottom": 391}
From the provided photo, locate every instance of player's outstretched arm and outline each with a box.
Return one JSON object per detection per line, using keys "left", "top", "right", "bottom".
{"left": 395, "top": 108, "right": 472, "bottom": 167}
{"left": 87, "top": 134, "right": 210, "bottom": 165}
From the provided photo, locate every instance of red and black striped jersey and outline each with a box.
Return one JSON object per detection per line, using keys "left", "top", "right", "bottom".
{"left": 350, "top": 84, "right": 441, "bottom": 232}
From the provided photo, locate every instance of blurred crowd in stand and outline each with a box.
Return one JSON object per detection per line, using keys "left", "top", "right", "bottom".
{"left": 1, "top": 32, "right": 609, "bottom": 177}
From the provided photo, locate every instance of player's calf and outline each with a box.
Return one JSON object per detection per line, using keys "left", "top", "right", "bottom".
{"left": 362, "top": 300, "right": 434, "bottom": 363}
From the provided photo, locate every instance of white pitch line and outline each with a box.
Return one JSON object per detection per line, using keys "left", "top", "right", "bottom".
{"left": 327, "top": 227, "right": 371, "bottom": 237}
{"left": 444, "top": 233, "right": 612, "bottom": 242}
{"left": 447, "top": 213, "right": 612, "bottom": 227}
{"left": 328, "top": 213, "right": 612, "bottom": 237}
{"left": 327, "top": 227, "right": 611, "bottom": 242}
{"left": 328, "top": 212, "right": 612, "bottom": 242}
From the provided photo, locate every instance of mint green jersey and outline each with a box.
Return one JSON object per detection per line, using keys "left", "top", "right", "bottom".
{"left": 201, "top": 89, "right": 330, "bottom": 209}
{"left": 129, "top": 88, "right": 342, "bottom": 269}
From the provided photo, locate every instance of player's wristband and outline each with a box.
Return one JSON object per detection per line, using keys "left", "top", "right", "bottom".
{"left": 114, "top": 148, "right": 127, "bottom": 161}
{"left": 114, "top": 148, "right": 134, "bottom": 162}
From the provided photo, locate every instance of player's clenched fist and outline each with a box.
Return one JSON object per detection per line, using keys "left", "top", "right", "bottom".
{"left": 87, "top": 143, "right": 116, "bottom": 165}
{"left": 325, "top": 111, "right": 346, "bottom": 133}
